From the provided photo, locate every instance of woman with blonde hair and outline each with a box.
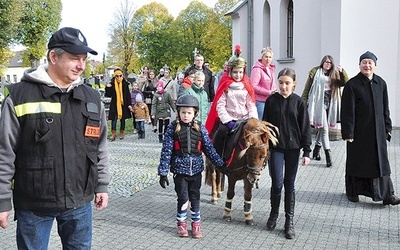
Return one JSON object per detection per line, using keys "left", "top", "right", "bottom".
{"left": 105, "top": 68, "right": 132, "bottom": 140}
{"left": 250, "top": 47, "right": 276, "bottom": 119}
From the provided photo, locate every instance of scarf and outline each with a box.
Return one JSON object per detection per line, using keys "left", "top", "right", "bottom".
{"left": 114, "top": 78, "right": 124, "bottom": 119}
{"left": 307, "top": 68, "right": 338, "bottom": 128}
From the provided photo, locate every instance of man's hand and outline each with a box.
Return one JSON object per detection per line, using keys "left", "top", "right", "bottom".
{"left": 95, "top": 193, "right": 109, "bottom": 210}
{"left": 0, "top": 211, "right": 11, "bottom": 229}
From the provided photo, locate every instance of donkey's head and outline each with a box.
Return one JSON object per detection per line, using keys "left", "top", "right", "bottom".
{"left": 238, "top": 118, "right": 278, "bottom": 185}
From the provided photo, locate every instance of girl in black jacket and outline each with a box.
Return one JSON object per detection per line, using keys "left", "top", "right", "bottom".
{"left": 262, "top": 68, "right": 311, "bottom": 240}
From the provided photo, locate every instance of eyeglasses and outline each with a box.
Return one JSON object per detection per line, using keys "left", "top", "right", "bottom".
{"left": 115, "top": 75, "right": 123, "bottom": 78}
{"left": 324, "top": 61, "right": 332, "bottom": 64}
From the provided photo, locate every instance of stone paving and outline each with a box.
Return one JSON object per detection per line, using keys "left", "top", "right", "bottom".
{"left": 1, "top": 124, "right": 400, "bottom": 249}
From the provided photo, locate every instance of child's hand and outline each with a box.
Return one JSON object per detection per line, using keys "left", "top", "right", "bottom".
{"left": 159, "top": 176, "right": 169, "bottom": 188}
{"left": 302, "top": 157, "right": 310, "bottom": 166}
{"left": 226, "top": 121, "right": 236, "bottom": 130}
{"left": 217, "top": 164, "right": 230, "bottom": 176}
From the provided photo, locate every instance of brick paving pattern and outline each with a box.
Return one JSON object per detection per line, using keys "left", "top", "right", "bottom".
{"left": 1, "top": 125, "right": 399, "bottom": 249}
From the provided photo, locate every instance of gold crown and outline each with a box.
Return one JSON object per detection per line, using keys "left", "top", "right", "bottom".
{"left": 228, "top": 45, "right": 246, "bottom": 69}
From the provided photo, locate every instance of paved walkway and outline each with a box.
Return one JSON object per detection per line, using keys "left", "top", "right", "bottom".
{"left": 1, "top": 126, "right": 400, "bottom": 249}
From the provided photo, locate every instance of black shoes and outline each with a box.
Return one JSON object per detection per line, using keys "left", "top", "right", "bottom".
{"left": 346, "top": 194, "right": 400, "bottom": 205}
{"left": 312, "top": 145, "right": 321, "bottom": 161}
{"left": 325, "top": 149, "right": 332, "bottom": 168}
{"left": 347, "top": 195, "right": 359, "bottom": 203}
{"left": 383, "top": 195, "right": 400, "bottom": 205}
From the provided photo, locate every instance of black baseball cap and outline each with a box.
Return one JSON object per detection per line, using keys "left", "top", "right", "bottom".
{"left": 47, "top": 27, "right": 98, "bottom": 55}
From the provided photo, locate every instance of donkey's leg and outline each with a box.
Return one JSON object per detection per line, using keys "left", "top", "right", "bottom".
{"left": 223, "top": 177, "right": 236, "bottom": 222}
{"left": 243, "top": 179, "right": 254, "bottom": 225}
{"left": 216, "top": 170, "right": 223, "bottom": 198}
{"left": 211, "top": 169, "right": 218, "bottom": 204}
{"left": 205, "top": 163, "right": 219, "bottom": 204}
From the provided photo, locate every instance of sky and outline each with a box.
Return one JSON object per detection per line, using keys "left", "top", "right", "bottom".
{"left": 60, "top": 0, "right": 219, "bottom": 61}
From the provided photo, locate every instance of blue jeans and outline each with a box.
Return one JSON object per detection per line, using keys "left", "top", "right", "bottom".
{"left": 135, "top": 121, "right": 145, "bottom": 137}
{"left": 256, "top": 101, "right": 265, "bottom": 120}
{"left": 16, "top": 203, "right": 92, "bottom": 250}
{"left": 269, "top": 148, "right": 300, "bottom": 195}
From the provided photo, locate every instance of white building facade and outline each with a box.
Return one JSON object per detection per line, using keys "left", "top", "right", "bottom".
{"left": 227, "top": 0, "right": 400, "bottom": 127}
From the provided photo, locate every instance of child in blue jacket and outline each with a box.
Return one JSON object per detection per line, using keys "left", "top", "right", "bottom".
{"left": 158, "top": 94, "right": 228, "bottom": 239}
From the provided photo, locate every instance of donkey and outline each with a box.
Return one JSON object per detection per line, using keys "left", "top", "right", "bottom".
{"left": 205, "top": 118, "right": 278, "bottom": 225}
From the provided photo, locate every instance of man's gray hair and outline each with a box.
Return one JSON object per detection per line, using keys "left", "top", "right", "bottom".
{"left": 47, "top": 48, "right": 67, "bottom": 61}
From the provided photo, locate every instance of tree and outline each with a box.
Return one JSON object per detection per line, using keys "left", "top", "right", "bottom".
{"left": 204, "top": 0, "right": 237, "bottom": 72}
{"left": 174, "top": 1, "right": 215, "bottom": 65}
{"left": 105, "top": 0, "right": 237, "bottom": 74}
{"left": 107, "top": 0, "right": 136, "bottom": 77}
{"left": 130, "top": 2, "right": 175, "bottom": 72}
{"left": 172, "top": 0, "right": 236, "bottom": 72}
{"left": 0, "top": 0, "right": 23, "bottom": 48}
{"left": 214, "top": 0, "right": 236, "bottom": 29}
{"left": 0, "top": 0, "right": 24, "bottom": 75}
{"left": 0, "top": 49, "right": 14, "bottom": 76}
{"left": 17, "top": 0, "right": 62, "bottom": 67}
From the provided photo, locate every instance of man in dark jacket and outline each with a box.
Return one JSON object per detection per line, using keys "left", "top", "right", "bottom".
{"left": 341, "top": 51, "right": 400, "bottom": 205}
{"left": 0, "top": 27, "right": 111, "bottom": 248}
{"left": 184, "top": 54, "right": 214, "bottom": 103}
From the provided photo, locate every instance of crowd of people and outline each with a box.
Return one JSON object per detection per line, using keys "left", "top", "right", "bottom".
{"left": 0, "top": 26, "right": 398, "bottom": 249}
{"left": 155, "top": 48, "right": 400, "bottom": 240}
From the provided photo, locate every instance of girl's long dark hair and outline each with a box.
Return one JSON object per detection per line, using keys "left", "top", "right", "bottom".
{"left": 319, "top": 55, "right": 340, "bottom": 97}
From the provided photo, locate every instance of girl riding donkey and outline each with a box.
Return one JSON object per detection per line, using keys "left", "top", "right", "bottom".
{"left": 205, "top": 45, "right": 258, "bottom": 159}
{"left": 158, "top": 94, "right": 229, "bottom": 238}
{"left": 205, "top": 45, "right": 259, "bottom": 223}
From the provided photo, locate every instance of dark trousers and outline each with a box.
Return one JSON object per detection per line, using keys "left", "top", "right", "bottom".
{"left": 174, "top": 173, "right": 202, "bottom": 222}
{"left": 158, "top": 119, "right": 170, "bottom": 134}
{"left": 111, "top": 118, "right": 125, "bottom": 131}
{"left": 269, "top": 148, "right": 300, "bottom": 195}
{"left": 212, "top": 122, "right": 230, "bottom": 156}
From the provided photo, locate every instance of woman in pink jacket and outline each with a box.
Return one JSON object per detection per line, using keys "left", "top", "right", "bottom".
{"left": 250, "top": 47, "right": 277, "bottom": 119}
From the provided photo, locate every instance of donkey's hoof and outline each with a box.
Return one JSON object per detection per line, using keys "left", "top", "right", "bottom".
{"left": 211, "top": 199, "right": 218, "bottom": 205}
{"left": 217, "top": 192, "right": 222, "bottom": 198}
{"left": 223, "top": 216, "right": 232, "bottom": 222}
{"left": 245, "top": 219, "right": 254, "bottom": 226}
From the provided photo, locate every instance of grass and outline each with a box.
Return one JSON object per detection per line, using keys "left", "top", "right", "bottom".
{"left": 106, "top": 119, "right": 135, "bottom": 136}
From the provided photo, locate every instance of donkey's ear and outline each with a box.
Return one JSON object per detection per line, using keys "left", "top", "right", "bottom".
{"left": 261, "top": 132, "right": 270, "bottom": 143}
{"left": 244, "top": 129, "right": 252, "bottom": 137}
